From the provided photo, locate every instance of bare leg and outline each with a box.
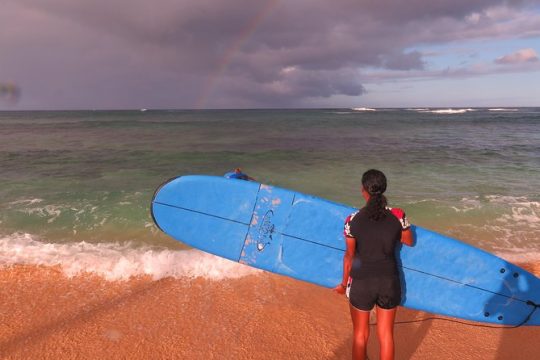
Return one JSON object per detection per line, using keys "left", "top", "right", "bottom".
{"left": 376, "top": 306, "right": 397, "bottom": 360}
{"left": 350, "top": 304, "right": 371, "bottom": 360}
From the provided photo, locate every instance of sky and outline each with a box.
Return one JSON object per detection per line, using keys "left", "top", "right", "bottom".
{"left": 1, "top": 0, "right": 540, "bottom": 109}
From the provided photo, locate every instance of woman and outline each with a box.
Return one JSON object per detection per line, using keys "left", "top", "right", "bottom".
{"left": 334, "top": 169, "right": 414, "bottom": 360}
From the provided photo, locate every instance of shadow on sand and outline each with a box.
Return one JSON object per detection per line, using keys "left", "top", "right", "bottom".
{"left": 0, "top": 279, "right": 163, "bottom": 357}
{"left": 330, "top": 309, "right": 433, "bottom": 360}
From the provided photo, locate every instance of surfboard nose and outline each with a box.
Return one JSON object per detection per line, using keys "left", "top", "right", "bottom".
{"left": 151, "top": 175, "right": 260, "bottom": 261}
{"left": 152, "top": 175, "right": 260, "bottom": 225}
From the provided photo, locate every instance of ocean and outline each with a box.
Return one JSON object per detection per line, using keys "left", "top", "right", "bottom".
{"left": 1, "top": 108, "right": 540, "bottom": 359}
{"left": 1, "top": 107, "right": 539, "bottom": 279}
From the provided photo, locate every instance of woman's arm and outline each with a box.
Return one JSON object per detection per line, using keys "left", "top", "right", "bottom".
{"left": 390, "top": 207, "right": 414, "bottom": 247}
{"left": 333, "top": 236, "right": 356, "bottom": 294}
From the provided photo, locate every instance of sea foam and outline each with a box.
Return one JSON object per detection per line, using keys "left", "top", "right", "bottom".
{"left": 494, "top": 249, "right": 540, "bottom": 267}
{"left": 0, "top": 233, "right": 260, "bottom": 281}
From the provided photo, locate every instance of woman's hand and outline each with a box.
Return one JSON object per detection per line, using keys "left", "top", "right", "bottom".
{"left": 401, "top": 228, "right": 414, "bottom": 246}
{"left": 333, "top": 283, "right": 346, "bottom": 295}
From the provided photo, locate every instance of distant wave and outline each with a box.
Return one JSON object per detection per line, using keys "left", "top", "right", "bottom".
{"left": 488, "top": 108, "right": 519, "bottom": 112}
{"left": 0, "top": 233, "right": 260, "bottom": 281}
{"left": 406, "top": 108, "right": 429, "bottom": 112}
{"left": 414, "top": 108, "right": 475, "bottom": 114}
{"left": 351, "top": 107, "right": 376, "bottom": 112}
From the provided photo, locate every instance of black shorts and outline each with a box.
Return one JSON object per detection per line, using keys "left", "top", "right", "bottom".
{"left": 347, "top": 276, "right": 402, "bottom": 311}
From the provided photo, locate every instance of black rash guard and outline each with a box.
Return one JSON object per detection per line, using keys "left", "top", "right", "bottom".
{"left": 344, "top": 207, "right": 409, "bottom": 279}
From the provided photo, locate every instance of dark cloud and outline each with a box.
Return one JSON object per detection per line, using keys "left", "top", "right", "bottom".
{"left": 382, "top": 51, "right": 425, "bottom": 71}
{"left": 2, "top": 0, "right": 540, "bottom": 108}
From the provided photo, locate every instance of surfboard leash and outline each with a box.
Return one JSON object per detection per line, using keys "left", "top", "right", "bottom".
{"left": 368, "top": 300, "right": 540, "bottom": 329}
{"left": 517, "top": 300, "right": 540, "bottom": 327}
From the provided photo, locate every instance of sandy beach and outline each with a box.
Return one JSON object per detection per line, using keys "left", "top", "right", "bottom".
{"left": 1, "top": 264, "right": 539, "bottom": 360}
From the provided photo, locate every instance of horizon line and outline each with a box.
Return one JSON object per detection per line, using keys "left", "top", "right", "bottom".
{"left": 1, "top": 106, "right": 540, "bottom": 112}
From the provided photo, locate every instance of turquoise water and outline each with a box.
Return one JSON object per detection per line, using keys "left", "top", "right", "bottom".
{"left": 1, "top": 108, "right": 539, "bottom": 256}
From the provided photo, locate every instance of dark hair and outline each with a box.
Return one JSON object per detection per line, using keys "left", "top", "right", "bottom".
{"left": 362, "top": 169, "right": 388, "bottom": 221}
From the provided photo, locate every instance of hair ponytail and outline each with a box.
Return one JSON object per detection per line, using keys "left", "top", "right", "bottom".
{"left": 364, "top": 193, "right": 388, "bottom": 220}
{"left": 362, "top": 169, "right": 388, "bottom": 221}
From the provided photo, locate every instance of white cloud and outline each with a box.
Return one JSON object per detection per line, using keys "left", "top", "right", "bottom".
{"left": 495, "top": 48, "right": 539, "bottom": 64}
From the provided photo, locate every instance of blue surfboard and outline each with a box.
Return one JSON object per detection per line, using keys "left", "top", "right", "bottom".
{"left": 151, "top": 175, "right": 540, "bottom": 326}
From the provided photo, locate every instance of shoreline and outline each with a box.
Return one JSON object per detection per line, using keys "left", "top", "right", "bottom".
{"left": 1, "top": 264, "right": 539, "bottom": 359}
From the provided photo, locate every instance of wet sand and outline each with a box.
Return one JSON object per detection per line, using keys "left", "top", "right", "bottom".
{"left": 1, "top": 265, "right": 539, "bottom": 360}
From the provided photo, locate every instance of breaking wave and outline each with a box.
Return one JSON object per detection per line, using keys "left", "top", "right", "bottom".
{"left": 0, "top": 233, "right": 259, "bottom": 281}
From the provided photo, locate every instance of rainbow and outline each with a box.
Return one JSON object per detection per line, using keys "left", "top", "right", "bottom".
{"left": 195, "top": 0, "right": 280, "bottom": 109}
